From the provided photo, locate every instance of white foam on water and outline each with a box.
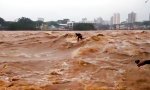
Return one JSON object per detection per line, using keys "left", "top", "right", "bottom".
{"left": 34, "top": 52, "right": 54, "bottom": 58}
{"left": 15, "top": 53, "right": 31, "bottom": 58}
{"left": 62, "top": 62, "right": 70, "bottom": 70}
{"left": 71, "top": 48, "right": 81, "bottom": 58}
{"left": 118, "top": 69, "right": 125, "bottom": 74}
{"left": 66, "top": 38, "right": 77, "bottom": 43}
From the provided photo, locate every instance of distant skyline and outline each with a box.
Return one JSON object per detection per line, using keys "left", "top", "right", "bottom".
{"left": 0, "top": 0, "right": 149, "bottom": 22}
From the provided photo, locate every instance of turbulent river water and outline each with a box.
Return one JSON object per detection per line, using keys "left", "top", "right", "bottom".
{"left": 0, "top": 31, "right": 150, "bottom": 90}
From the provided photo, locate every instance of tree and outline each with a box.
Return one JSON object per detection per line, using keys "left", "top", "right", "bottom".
{"left": 35, "top": 20, "right": 44, "bottom": 29}
{"left": 0, "top": 17, "right": 5, "bottom": 30}
{"left": 6, "top": 17, "right": 36, "bottom": 30}
{"left": 0, "top": 17, "right": 5, "bottom": 25}
{"left": 16, "top": 17, "right": 36, "bottom": 30}
{"left": 7, "top": 22, "right": 19, "bottom": 30}
{"left": 142, "top": 21, "right": 150, "bottom": 29}
{"left": 47, "top": 21, "right": 59, "bottom": 27}
{"left": 73, "top": 23, "right": 95, "bottom": 30}
{"left": 134, "top": 22, "right": 143, "bottom": 26}
{"left": 18, "top": 17, "right": 33, "bottom": 24}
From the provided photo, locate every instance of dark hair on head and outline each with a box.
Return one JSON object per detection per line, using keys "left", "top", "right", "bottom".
{"left": 135, "top": 60, "right": 140, "bottom": 64}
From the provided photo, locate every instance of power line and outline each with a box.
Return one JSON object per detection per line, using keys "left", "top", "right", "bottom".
{"left": 145, "top": 0, "right": 149, "bottom": 3}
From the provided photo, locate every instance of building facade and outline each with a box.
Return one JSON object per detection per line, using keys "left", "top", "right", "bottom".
{"left": 128, "top": 12, "right": 136, "bottom": 23}
{"left": 149, "top": 13, "right": 150, "bottom": 21}
{"left": 81, "top": 18, "right": 88, "bottom": 23}
{"left": 110, "top": 13, "right": 120, "bottom": 25}
{"left": 38, "top": 18, "right": 44, "bottom": 22}
{"left": 94, "top": 17, "right": 104, "bottom": 24}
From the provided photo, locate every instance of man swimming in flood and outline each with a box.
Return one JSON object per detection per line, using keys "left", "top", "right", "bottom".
{"left": 75, "top": 33, "right": 84, "bottom": 42}
{"left": 135, "top": 60, "right": 150, "bottom": 67}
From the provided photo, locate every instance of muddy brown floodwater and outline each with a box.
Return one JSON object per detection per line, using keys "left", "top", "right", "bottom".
{"left": 0, "top": 31, "right": 150, "bottom": 90}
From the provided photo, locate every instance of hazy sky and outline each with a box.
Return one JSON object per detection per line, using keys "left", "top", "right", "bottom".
{"left": 0, "top": 0, "right": 149, "bottom": 22}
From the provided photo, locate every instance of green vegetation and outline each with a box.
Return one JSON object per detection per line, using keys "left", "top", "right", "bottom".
{"left": 47, "top": 21, "right": 59, "bottom": 27}
{"left": 0, "top": 17, "right": 41, "bottom": 30}
{"left": 73, "top": 23, "right": 95, "bottom": 30}
{"left": 1, "top": 17, "right": 150, "bottom": 30}
{"left": 0, "top": 17, "right": 5, "bottom": 25}
{"left": 8, "top": 17, "right": 36, "bottom": 30}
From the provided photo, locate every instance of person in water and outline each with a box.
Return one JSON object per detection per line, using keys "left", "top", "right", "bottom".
{"left": 75, "top": 33, "right": 84, "bottom": 42}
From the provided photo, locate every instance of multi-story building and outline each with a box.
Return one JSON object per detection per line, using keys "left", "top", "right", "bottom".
{"left": 81, "top": 18, "right": 88, "bottom": 23}
{"left": 110, "top": 13, "right": 120, "bottom": 25}
{"left": 114, "top": 13, "right": 120, "bottom": 24}
{"left": 128, "top": 12, "right": 136, "bottom": 23}
{"left": 110, "top": 16, "right": 113, "bottom": 25}
{"left": 94, "top": 17, "right": 104, "bottom": 24}
{"left": 38, "top": 18, "right": 44, "bottom": 22}
{"left": 57, "top": 19, "right": 70, "bottom": 24}
{"left": 149, "top": 13, "right": 150, "bottom": 21}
